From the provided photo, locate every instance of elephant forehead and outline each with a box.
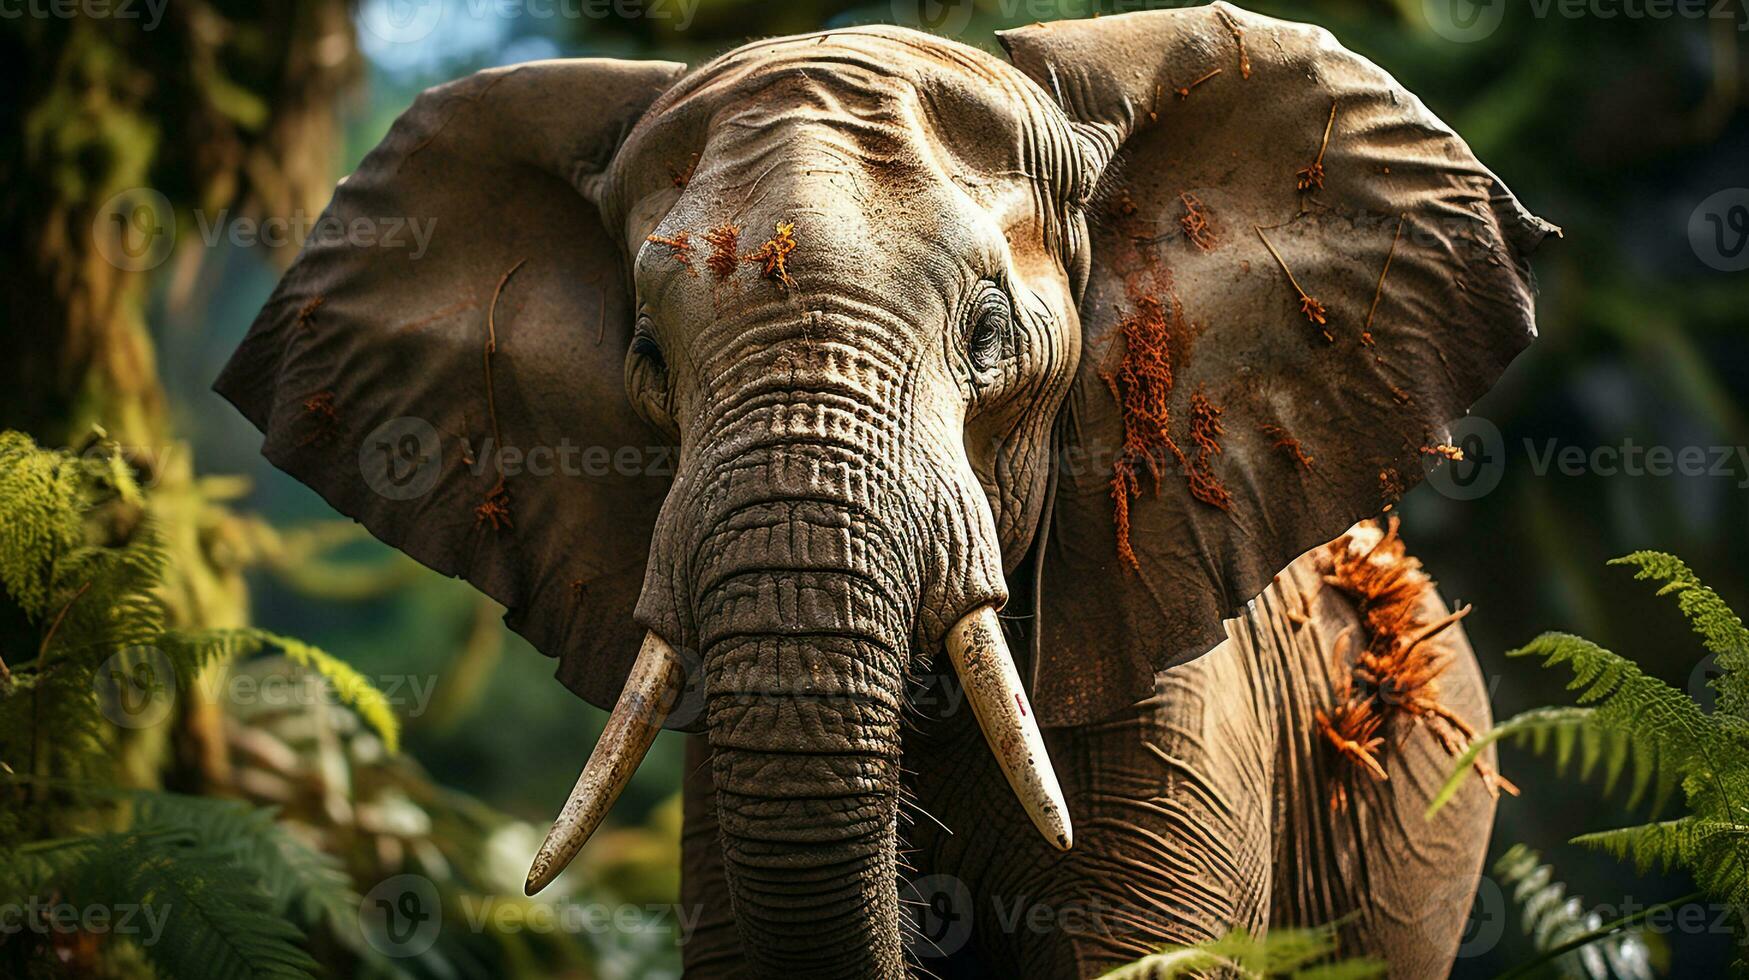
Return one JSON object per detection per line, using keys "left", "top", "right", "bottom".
{"left": 612, "top": 27, "right": 1083, "bottom": 220}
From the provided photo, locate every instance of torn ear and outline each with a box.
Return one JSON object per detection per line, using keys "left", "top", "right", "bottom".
{"left": 216, "top": 58, "right": 699, "bottom": 727}
{"left": 1000, "top": 4, "right": 1556, "bottom": 726}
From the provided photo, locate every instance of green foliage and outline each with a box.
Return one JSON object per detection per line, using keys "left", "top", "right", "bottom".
{"left": 164, "top": 627, "right": 401, "bottom": 753}
{"left": 1437, "top": 553, "right": 1749, "bottom": 969}
{"left": 0, "top": 432, "right": 402, "bottom": 976}
{"left": 1495, "top": 844, "right": 1659, "bottom": 980}
{"left": 0, "top": 788, "right": 364, "bottom": 979}
{"left": 1098, "top": 922, "right": 1385, "bottom": 979}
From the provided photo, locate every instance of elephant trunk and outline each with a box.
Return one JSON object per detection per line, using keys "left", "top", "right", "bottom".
{"left": 693, "top": 491, "right": 912, "bottom": 975}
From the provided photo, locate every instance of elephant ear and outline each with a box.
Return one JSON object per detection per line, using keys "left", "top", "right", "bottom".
{"left": 215, "top": 59, "right": 693, "bottom": 724}
{"left": 999, "top": 4, "right": 1556, "bottom": 726}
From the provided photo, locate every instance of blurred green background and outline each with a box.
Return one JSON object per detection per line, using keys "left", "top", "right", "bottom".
{"left": 18, "top": 0, "right": 1748, "bottom": 975}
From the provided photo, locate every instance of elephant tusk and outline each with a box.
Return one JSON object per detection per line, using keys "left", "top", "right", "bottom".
{"left": 526, "top": 630, "right": 685, "bottom": 895}
{"left": 945, "top": 606, "right": 1073, "bottom": 851}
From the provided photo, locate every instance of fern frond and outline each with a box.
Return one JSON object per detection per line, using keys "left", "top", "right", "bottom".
{"left": 1512, "top": 633, "right": 1714, "bottom": 778}
{"left": 1495, "top": 844, "right": 1658, "bottom": 980}
{"left": 129, "top": 791, "right": 363, "bottom": 936}
{"left": 1611, "top": 552, "right": 1749, "bottom": 723}
{"left": 76, "top": 829, "right": 319, "bottom": 979}
{"left": 1098, "top": 923, "right": 1385, "bottom": 979}
{"left": 0, "top": 431, "right": 88, "bottom": 618}
{"left": 1429, "top": 707, "right": 1674, "bottom": 817}
{"left": 162, "top": 627, "right": 401, "bottom": 752}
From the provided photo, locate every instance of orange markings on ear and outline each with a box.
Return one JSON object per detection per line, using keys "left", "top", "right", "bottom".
{"left": 1260, "top": 423, "right": 1314, "bottom": 469}
{"left": 1420, "top": 443, "right": 1464, "bottom": 462}
{"left": 1255, "top": 226, "right": 1332, "bottom": 343}
{"left": 298, "top": 391, "right": 341, "bottom": 448}
{"left": 1378, "top": 467, "right": 1404, "bottom": 511}
{"left": 1178, "top": 192, "right": 1217, "bottom": 252}
{"left": 1102, "top": 274, "right": 1184, "bottom": 570}
{"left": 1296, "top": 101, "right": 1338, "bottom": 193}
{"left": 296, "top": 296, "right": 325, "bottom": 332}
{"left": 1182, "top": 391, "right": 1232, "bottom": 511}
{"left": 1214, "top": 7, "right": 1252, "bottom": 80}
{"left": 669, "top": 152, "right": 699, "bottom": 189}
{"left": 1314, "top": 518, "right": 1516, "bottom": 810}
{"left": 704, "top": 223, "right": 741, "bottom": 280}
{"left": 476, "top": 477, "right": 513, "bottom": 532}
{"left": 1363, "top": 213, "right": 1407, "bottom": 346}
{"left": 646, "top": 232, "right": 697, "bottom": 275}
{"left": 744, "top": 221, "right": 798, "bottom": 290}
{"left": 1172, "top": 67, "right": 1222, "bottom": 101}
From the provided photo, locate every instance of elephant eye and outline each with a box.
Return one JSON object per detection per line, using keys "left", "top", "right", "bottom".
{"left": 966, "top": 286, "right": 1011, "bottom": 374}
{"left": 630, "top": 321, "right": 666, "bottom": 373}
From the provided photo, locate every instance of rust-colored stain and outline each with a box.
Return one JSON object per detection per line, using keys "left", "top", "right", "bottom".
{"left": 296, "top": 296, "right": 325, "bottom": 332}
{"left": 570, "top": 578, "right": 588, "bottom": 604}
{"left": 299, "top": 390, "right": 340, "bottom": 447}
{"left": 1255, "top": 226, "right": 1331, "bottom": 343}
{"left": 745, "top": 221, "right": 798, "bottom": 289}
{"left": 1364, "top": 213, "right": 1407, "bottom": 345}
{"left": 1173, "top": 67, "right": 1222, "bottom": 101}
{"left": 1101, "top": 269, "right": 1189, "bottom": 569}
{"left": 1261, "top": 423, "right": 1314, "bottom": 469}
{"left": 669, "top": 152, "right": 699, "bottom": 189}
{"left": 1215, "top": 7, "right": 1251, "bottom": 79}
{"left": 704, "top": 223, "right": 741, "bottom": 280}
{"left": 476, "top": 477, "right": 513, "bottom": 531}
{"left": 1313, "top": 519, "right": 1516, "bottom": 811}
{"left": 646, "top": 232, "right": 697, "bottom": 275}
{"left": 1182, "top": 391, "right": 1232, "bottom": 511}
{"left": 1296, "top": 101, "right": 1337, "bottom": 192}
{"left": 1420, "top": 443, "right": 1464, "bottom": 462}
{"left": 1378, "top": 467, "right": 1404, "bottom": 510}
{"left": 1179, "top": 192, "right": 1217, "bottom": 252}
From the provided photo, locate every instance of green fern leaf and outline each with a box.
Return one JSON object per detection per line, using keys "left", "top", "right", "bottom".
{"left": 1098, "top": 924, "right": 1385, "bottom": 979}
{"left": 162, "top": 627, "right": 401, "bottom": 752}
{"left": 1611, "top": 553, "right": 1749, "bottom": 723}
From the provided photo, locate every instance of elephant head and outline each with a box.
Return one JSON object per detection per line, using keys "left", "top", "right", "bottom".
{"left": 218, "top": 5, "right": 1553, "bottom": 974}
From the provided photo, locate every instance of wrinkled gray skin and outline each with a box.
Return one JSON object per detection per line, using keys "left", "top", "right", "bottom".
{"left": 678, "top": 541, "right": 1497, "bottom": 977}
{"left": 220, "top": 6, "right": 1545, "bottom": 977}
{"left": 611, "top": 32, "right": 1082, "bottom": 975}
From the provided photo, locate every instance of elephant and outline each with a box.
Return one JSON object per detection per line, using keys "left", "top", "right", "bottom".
{"left": 216, "top": 4, "right": 1554, "bottom": 977}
